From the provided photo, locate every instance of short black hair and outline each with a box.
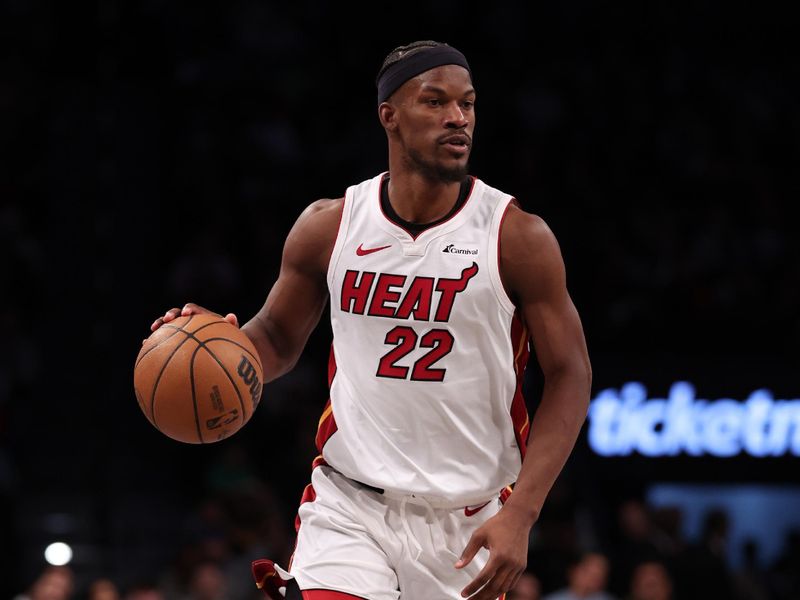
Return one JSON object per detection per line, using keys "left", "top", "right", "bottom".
{"left": 376, "top": 40, "right": 450, "bottom": 83}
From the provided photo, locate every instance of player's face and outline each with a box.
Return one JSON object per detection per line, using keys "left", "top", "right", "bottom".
{"left": 393, "top": 65, "right": 475, "bottom": 182}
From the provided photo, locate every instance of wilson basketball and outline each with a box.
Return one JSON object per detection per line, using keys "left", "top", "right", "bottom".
{"left": 134, "top": 313, "right": 263, "bottom": 443}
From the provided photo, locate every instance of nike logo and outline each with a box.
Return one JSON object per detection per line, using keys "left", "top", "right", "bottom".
{"left": 464, "top": 501, "right": 490, "bottom": 517}
{"left": 356, "top": 243, "right": 391, "bottom": 256}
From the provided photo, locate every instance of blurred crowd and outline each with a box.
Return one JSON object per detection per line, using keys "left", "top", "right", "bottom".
{"left": 11, "top": 479, "right": 800, "bottom": 599}
{"left": 1, "top": 1, "right": 798, "bottom": 600}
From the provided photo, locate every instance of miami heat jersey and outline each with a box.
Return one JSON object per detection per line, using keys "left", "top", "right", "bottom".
{"left": 321, "top": 172, "right": 530, "bottom": 506}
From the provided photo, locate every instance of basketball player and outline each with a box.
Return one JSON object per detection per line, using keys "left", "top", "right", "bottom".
{"left": 152, "top": 41, "right": 591, "bottom": 600}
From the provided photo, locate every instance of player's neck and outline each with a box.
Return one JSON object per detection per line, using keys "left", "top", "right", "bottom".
{"left": 386, "top": 171, "right": 463, "bottom": 224}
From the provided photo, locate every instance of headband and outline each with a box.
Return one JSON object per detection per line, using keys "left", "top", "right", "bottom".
{"left": 376, "top": 45, "right": 472, "bottom": 104}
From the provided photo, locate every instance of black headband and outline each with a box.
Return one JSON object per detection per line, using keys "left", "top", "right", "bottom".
{"left": 376, "top": 45, "right": 471, "bottom": 104}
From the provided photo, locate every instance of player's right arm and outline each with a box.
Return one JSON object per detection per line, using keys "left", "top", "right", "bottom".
{"left": 154, "top": 198, "right": 343, "bottom": 383}
{"left": 242, "top": 198, "right": 341, "bottom": 382}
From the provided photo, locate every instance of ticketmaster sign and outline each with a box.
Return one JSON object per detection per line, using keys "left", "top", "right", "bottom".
{"left": 588, "top": 382, "right": 800, "bottom": 457}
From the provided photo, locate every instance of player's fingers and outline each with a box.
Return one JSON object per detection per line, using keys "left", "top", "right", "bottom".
{"left": 180, "top": 302, "right": 207, "bottom": 316}
{"left": 224, "top": 313, "right": 239, "bottom": 328}
{"left": 455, "top": 532, "right": 485, "bottom": 569}
{"left": 469, "top": 567, "right": 514, "bottom": 600}
{"left": 493, "top": 568, "right": 519, "bottom": 600}
{"left": 151, "top": 308, "right": 179, "bottom": 331}
{"left": 152, "top": 304, "right": 225, "bottom": 332}
{"left": 161, "top": 307, "right": 184, "bottom": 324}
{"left": 508, "top": 569, "right": 523, "bottom": 591}
{"left": 460, "top": 558, "right": 496, "bottom": 598}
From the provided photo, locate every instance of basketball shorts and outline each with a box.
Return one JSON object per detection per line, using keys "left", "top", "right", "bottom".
{"left": 284, "top": 465, "right": 503, "bottom": 600}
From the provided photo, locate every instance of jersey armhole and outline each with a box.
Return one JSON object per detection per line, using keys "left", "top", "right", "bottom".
{"left": 325, "top": 191, "right": 352, "bottom": 290}
{"left": 488, "top": 197, "right": 518, "bottom": 316}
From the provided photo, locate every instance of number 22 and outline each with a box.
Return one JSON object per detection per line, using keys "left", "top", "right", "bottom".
{"left": 376, "top": 326, "right": 454, "bottom": 382}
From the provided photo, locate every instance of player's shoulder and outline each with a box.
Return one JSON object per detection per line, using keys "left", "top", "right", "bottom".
{"left": 475, "top": 178, "right": 553, "bottom": 239}
{"left": 292, "top": 197, "right": 344, "bottom": 235}
{"left": 501, "top": 201, "right": 558, "bottom": 252}
{"left": 296, "top": 171, "right": 382, "bottom": 231}
{"left": 497, "top": 199, "right": 568, "bottom": 298}
{"left": 284, "top": 198, "right": 344, "bottom": 274}
{"left": 300, "top": 197, "right": 345, "bottom": 220}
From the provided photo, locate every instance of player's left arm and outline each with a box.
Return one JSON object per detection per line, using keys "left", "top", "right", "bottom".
{"left": 457, "top": 203, "right": 592, "bottom": 600}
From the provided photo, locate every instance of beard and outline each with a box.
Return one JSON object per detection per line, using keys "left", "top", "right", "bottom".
{"left": 406, "top": 147, "right": 469, "bottom": 183}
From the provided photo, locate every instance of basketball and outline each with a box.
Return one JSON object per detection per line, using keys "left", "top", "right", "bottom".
{"left": 134, "top": 313, "right": 263, "bottom": 444}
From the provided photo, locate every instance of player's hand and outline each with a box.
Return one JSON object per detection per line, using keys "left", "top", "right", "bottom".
{"left": 149, "top": 303, "right": 239, "bottom": 333}
{"left": 455, "top": 505, "right": 530, "bottom": 599}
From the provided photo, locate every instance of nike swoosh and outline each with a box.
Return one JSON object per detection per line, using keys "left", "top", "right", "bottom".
{"left": 356, "top": 243, "right": 392, "bottom": 256}
{"left": 464, "top": 501, "right": 490, "bottom": 517}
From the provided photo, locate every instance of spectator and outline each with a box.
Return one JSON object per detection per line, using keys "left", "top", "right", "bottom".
{"left": 608, "top": 499, "right": 665, "bottom": 596}
{"left": 89, "top": 579, "right": 121, "bottom": 600}
{"left": 13, "top": 566, "right": 74, "bottom": 600}
{"left": 732, "top": 539, "right": 769, "bottom": 600}
{"left": 509, "top": 571, "right": 542, "bottom": 600}
{"left": 627, "top": 561, "right": 672, "bottom": 600}
{"left": 543, "top": 552, "right": 617, "bottom": 600}
{"left": 672, "top": 508, "right": 734, "bottom": 599}
{"left": 767, "top": 529, "right": 800, "bottom": 600}
{"left": 184, "top": 561, "right": 227, "bottom": 600}
{"left": 123, "top": 582, "right": 165, "bottom": 600}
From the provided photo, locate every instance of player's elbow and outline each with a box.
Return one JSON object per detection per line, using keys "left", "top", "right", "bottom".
{"left": 243, "top": 317, "right": 301, "bottom": 383}
{"left": 549, "top": 355, "right": 591, "bottom": 384}
{"left": 544, "top": 357, "right": 592, "bottom": 409}
{"left": 583, "top": 358, "right": 593, "bottom": 393}
{"left": 260, "top": 335, "right": 305, "bottom": 383}
{"left": 267, "top": 352, "right": 302, "bottom": 383}
{"left": 582, "top": 361, "right": 592, "bottom": 414}
{"left": 575, "top": 354, "right": 592, "bottom": 401}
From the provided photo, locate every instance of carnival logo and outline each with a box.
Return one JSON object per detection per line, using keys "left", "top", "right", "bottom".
{"left": 588, "top": 382, "right": 800, "bottom": 457}
{"left": 442, "top": 243, "right": 479, "bottom": 255}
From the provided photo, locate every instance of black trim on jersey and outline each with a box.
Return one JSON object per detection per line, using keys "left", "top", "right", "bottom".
{"left": 285, "top": 580, "right": 303, "bottom": 600}
{"left": 380, "top": 175, "right": 472, "bottom": 237}
{"left": 354, "top": 479, "right": 385, "bottom": 495}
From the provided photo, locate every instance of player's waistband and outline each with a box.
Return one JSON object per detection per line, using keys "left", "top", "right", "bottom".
{"left": 347, "top": 474, "right": 499, "bottom": 510}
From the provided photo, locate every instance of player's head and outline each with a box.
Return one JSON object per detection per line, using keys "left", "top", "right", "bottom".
{"left": 376, "top": 40, "right": 474, "bottom": 183}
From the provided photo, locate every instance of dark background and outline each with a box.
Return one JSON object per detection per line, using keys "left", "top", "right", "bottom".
{"left": 1, "top": 1, "right": 798, "bottom": 599}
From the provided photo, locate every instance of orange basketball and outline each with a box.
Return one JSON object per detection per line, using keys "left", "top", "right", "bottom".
{"left": 134, "top": 313, "right": 263, "bottom": 443}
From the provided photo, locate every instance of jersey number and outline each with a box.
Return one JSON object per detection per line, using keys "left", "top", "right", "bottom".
{"left": 376, "top": 326, "right": 454, "bottom": 382}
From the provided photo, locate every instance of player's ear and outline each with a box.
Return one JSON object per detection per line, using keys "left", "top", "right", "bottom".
{"left": 378, "top": 102, "right": 398, "bottom": 131}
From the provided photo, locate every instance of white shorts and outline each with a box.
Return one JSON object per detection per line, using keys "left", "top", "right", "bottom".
{"left": 289, "top": 465, "right": 502, "bottom": 600}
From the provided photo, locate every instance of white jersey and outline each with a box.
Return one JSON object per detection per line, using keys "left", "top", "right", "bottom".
{"left": 320, "top": 172, "right": 530, "bottom": 507}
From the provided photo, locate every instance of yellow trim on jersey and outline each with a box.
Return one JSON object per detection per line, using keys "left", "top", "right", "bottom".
{"left": 318, "top": 404, "right": 333, "bottom": 428}
{"left": 255, "top": 567, "right": 275, "bottom": 589}
{"left": 514, "top": 325, "right": 529, "bottom": 373}
{"left": 519, "top": 413, "right": 529, "bottom": 434}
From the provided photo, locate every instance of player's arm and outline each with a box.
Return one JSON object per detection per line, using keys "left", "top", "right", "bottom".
{"left": 154, "top": 198, "right": 342, "bottom": 383}
{"left": 241, "top": 199, "right": 341, "bottom": 382}
{"left": 498, "top": 204, "right": 591, "bottom": 524}
{"left": 458, "top": 204, "right": 592, "bottom": 600}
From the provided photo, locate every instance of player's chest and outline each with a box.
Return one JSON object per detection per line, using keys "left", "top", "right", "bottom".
{"left": 331, "top": 239, "right": 493, "bottom": 325}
